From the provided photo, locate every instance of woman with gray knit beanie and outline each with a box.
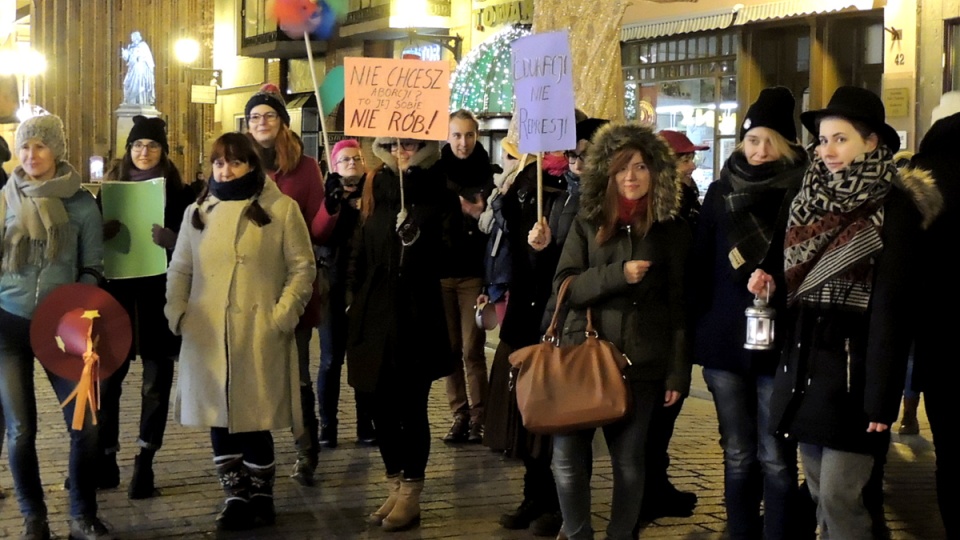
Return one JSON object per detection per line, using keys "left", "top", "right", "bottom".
{"left": 0, "top": 114, "right": 111, "bottom": 540}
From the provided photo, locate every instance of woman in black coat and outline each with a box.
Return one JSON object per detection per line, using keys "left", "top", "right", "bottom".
{"left": 97, "top": 116, "right": 195, "bottom": 499}
{"left": 688, "top": 87, "right": 806, "bottom": 539}
{"left": 347, "top": 137, "right": 458, "bottom": 532}
{"left": 749, "top": 86, "right": 940, "bottom": 539}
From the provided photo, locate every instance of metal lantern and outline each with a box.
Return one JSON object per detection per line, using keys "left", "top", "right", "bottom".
{"left": 744, "top": 284, "right": 776, "bottom": 350}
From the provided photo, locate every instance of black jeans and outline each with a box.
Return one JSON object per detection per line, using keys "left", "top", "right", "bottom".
{"left": 100, "top": 276, "right": 177, "bottom": 454}
{"left": 373, "top": 366, "right": 432, "bottom": 480}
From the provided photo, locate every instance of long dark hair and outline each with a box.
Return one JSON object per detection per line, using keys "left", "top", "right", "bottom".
{"left": 595, "top": 147, "right": 658, "bottom": 245}
{"left": 105, "top": 151, "right": 185, "bottom": 190}
{"left": 192, "top": 132, "right": 271, "bottom": 230}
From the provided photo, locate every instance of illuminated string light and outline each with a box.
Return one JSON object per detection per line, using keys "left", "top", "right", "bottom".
{"left": 450, "top": 25, "right": 531, "bottom": 115}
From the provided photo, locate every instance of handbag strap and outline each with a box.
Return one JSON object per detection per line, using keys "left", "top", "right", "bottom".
{"left": 545, "top": 275, "right": 600, "bottom": 340}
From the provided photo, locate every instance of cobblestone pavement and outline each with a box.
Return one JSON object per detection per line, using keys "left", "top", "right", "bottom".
{"left": 0, "top": 339, "right": 946, "bottom": 539}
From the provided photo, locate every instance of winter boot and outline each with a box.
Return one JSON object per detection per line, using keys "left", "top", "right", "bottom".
{"left": 214, "top": 454, "right": 253, "bottom": 531}
{"left": 367, "top": 474, "right": 401, "bottom": 525}
{"left": 128, "top": 449, "right": 158, "bottom": 499}
{"left": 381, "top": 478, "right": 423, "bottom": 531}
{"left": 898, "top": 396, "right": 920, "bottom": 435}
{"left": 247, "top": 461, "right": 277, "bottom": 526}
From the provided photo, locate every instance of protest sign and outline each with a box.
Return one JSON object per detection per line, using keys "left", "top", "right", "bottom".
{"left": 101, "top": 178, "right": 168, "bottom": 279}
{"left": 511, "top": 31, "right": 577, "bottom": 153}
{"left": 344, "top": 56, "right": 451, "bottom": 140}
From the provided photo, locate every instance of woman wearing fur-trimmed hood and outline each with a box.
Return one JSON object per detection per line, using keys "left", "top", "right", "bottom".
{"left": 346, "top": 136, "right": 459, "bottom": 532}
{"left": 550, "top": 122, "right": 692, "bottom": 540}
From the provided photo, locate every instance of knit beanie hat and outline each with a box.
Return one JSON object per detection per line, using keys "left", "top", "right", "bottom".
{"left": 931, "top": 91, "right": 960, "bottom": 125}
{"left": 15, "top": 114, "right": 67, "bottom": 163}
{"left": 126, "top": 115, "right": 169, "bottom": 154}
{"left": 245, "top": 83, "right": 290, "bottom": 126}
{"left": 576, "top": 118, "right": 610, "bottom": 144}
{"left": 739, "top": 86, "right": 798, "bottom": 142}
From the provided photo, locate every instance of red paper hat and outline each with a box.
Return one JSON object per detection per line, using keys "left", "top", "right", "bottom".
{"left": 30, "top": 284, "right": 131, "bottom": 382}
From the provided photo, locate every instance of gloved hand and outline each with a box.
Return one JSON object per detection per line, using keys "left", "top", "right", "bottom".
{"left": 151, "top": 224, "right": 178, "bottom": 249}
{"left": 324, "top": 173, "right": 344, "bottom": 214}
{"left": 103, "top": 219, "right": 122, "bottom": 240}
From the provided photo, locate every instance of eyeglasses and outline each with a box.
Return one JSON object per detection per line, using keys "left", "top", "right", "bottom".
{"left": 336, "top": 156, "right": 364, "bottom": 165}
{"left": 380, "top": 141, "right": 421, "bottom": 152}
{"left": 564, "top": 151, "right": 585, "bottom": 163}
{"left": 248, "top": 112, "right": 279, "bottom": 124}
{"left": 132, "top": 141, "right": 162, "bottom": 152}
{"left": 677, "top": 154, "right": 695, "bottom": 164}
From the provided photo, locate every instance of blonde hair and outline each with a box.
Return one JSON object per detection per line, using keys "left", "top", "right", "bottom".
{"left": 736, "top": 127, "right": 801, "bottom": 164}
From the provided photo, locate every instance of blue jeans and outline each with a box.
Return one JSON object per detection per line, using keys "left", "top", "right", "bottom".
{"left": 552, "top": 379, "right": 658, "bottom": 540}
{"left": 0, "top": 308, "right": 101, "bottom": 519}
{"left": 703, "top": 368, "right": 799, "bottom": 540}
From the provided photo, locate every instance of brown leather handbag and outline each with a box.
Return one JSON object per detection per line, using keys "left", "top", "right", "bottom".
{"left": 508, "top": 276, "right": 632, "bottom": 434}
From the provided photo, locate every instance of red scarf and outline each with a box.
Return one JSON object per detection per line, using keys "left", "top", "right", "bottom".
{"left": 617, "top": 195, "right": 647, "bottom": 225}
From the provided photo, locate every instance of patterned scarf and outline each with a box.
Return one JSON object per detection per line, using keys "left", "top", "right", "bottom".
{"left": 722, "top": 150, "right": 805, "bottom": 281}
{"left": 784, "top": 146, "right": 897, "bottom": 310}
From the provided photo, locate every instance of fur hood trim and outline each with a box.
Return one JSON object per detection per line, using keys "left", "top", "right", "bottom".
{"left": 896, "top": 165, "right": 943, "bottom": 229}
{"left": 372, "top": 138, "right": 440, "bottom": 174}
{"left": 579, "top": 122, "right": 681, "bottom": 225}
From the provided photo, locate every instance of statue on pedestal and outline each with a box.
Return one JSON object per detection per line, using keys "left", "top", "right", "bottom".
{"left": 122, "top": 31, "right": 156, "bottom": 106}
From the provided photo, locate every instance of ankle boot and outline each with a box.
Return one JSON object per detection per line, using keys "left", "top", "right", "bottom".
{"left": 898, "top": 396, "right": 920, "bottom": 435}
{"left": 290, "top": 447, "right": 318, "bottom": 487}
{"left": 247, "top": 461, "right": 277, "bottom": 526}
{"left": 99, "top": 452, "right": 121, "bottom": 489}
{"left": 367, "top": 474, "right": 402, "bottom": 525}
{"left": 382, "top": 478, "right": 423, "bottom": 531}
{"left": 214, "top": 454, "right": 253, "bottom": 531}
{"left": 129, "top": 450, "right": 157, "bottom": 499}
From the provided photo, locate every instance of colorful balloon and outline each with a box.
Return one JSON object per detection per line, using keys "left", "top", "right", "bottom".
{"left": 311, "top": 1, "right": 337, "bottom": 41}
{"left": 269, "top": 0, "right": 320, "bottom": 38}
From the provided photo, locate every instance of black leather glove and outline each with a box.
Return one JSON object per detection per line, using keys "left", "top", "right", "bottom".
{"left": 103, "top": 219, "right": 122, "bottom": 240}
{"left": 324, "top": 173, "right": 344, "bottom": 214}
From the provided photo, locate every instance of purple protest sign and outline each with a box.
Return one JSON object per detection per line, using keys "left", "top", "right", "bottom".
{"left": 511, "top": 31, "right": 577, "bottom": 154}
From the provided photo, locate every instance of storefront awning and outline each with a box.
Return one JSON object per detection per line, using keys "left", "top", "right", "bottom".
{"left": 733, "top": 0, "right": 875, "bottom": 25}
{"left": 621, "top": 10, "right": 735, "bottom": 41}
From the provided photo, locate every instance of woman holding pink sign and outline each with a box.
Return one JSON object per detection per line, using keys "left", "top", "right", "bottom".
{"left": 346, "top": 136, "right": 459, "bottom": 531}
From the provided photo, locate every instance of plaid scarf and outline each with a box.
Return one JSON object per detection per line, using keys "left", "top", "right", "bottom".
{"left": 722, "top": 151, "right": 805, "bottom": 282}
{"left": 784, "top": 146, "right": 896, "bottom": 310}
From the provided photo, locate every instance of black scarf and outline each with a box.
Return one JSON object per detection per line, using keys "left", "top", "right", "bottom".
{"left": 721, "top": 151, "right": 806, "bottom": 281}
{"left": 209, "top": 170, "right": 263, "bottom": 201}
{"left": 440, "top": 143, "right": 493, "bottom": 195}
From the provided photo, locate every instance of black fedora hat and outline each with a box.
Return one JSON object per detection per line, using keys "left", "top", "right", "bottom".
{"left": 800, "top": 86, "right": 900, "bottom": 153}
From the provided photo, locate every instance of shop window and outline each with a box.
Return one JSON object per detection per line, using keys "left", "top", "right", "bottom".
{"left": 826, "top": 13, "right": 883, "bottom": 95}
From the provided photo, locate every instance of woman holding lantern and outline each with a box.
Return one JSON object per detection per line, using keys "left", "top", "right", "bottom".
{"left": 748, "top": 86, "right": 940, "bottom": 538}
{"left": 688, "top": 87, "right": 806, "bottom": 539}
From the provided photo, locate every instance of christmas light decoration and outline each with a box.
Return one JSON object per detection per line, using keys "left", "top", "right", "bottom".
{"left": 450, "top": 25, "right": 531, "bottom": 116}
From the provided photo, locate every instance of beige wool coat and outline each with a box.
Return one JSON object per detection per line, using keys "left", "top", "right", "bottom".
{"left": 165, "top": 179, "right": 316, "bottom": 434}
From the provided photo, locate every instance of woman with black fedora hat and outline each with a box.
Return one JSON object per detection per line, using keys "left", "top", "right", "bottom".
{"left": 748, "top": 85, "right": 941, "bottom": 538}
{"left": 688, "top": 86, "right": 807, "bottom": 540}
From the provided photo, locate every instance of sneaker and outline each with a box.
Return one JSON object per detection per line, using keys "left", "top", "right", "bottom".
{"left": 530, "top": 510, "right": 563, "bottom": 537}
{"left": 467, "top": 421, "right": 484, "bottom": 444}
{"left": 20, "top": 516, "right": 50, "bottom": 540}
{"left": 442, "top": 416, "right": 470, "bottom": 443}
{"left": 68, "top": 515, "right": 114, "bottom": 540}
{"left": 499, "top": 499, "right": 541, "bottom": 530}
{"left": 290, "top": 454, "right": 317, "bottom": 487}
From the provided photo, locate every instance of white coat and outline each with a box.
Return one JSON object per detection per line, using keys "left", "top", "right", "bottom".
{"left": 165, "top": 179, "right": 315, "bottom": 434}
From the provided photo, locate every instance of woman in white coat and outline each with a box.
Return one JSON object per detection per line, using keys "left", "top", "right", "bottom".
{"left": 165, "top": 132, "right": 315, "bottom": 531}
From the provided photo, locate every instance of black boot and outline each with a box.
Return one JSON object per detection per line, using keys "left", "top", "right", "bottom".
{"left": 129, "top": 449, "right": 158, "bottom": 499}
{"left": 99, "top": 452, "right": 120, "bottom": 489}
{"left": 214, "top": 455, "right": 253, "bottom": 531}
{"left": 247, "top": 461, "right": 277, "bottom": 527}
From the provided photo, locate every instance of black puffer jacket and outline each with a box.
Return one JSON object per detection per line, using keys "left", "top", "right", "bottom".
{"left": 553, "top": 123, "right": 692, "bottom": 393}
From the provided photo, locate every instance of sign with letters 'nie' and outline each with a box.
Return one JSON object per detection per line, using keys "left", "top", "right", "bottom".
{"left": 344, "top": 57, "right": 450, "bottom": 141}
{"left": 511, "top": 31, "right": 576, "bottom": 154}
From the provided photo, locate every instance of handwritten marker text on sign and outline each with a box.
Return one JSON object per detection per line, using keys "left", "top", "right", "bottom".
{"left": 344, "top": 57, "right": 451, "bottom": 140}
{"left": 511, "top": 32, "right": 577, "bottom": 154}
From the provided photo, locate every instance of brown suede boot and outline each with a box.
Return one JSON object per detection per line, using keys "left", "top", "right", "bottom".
{"left": 382, "top": 479, "right": 423, "bottom": 531}
{"left": 367, "top": 474, "right": 401, "bottom": 525}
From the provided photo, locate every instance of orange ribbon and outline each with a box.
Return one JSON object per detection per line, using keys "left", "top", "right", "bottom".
{"left": 59, "top": 312, "right": 101, "bottom": 431}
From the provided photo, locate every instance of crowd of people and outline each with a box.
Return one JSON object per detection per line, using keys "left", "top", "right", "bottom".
{"left": 0, "top": 82, "right": 956, "bottom": 540}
